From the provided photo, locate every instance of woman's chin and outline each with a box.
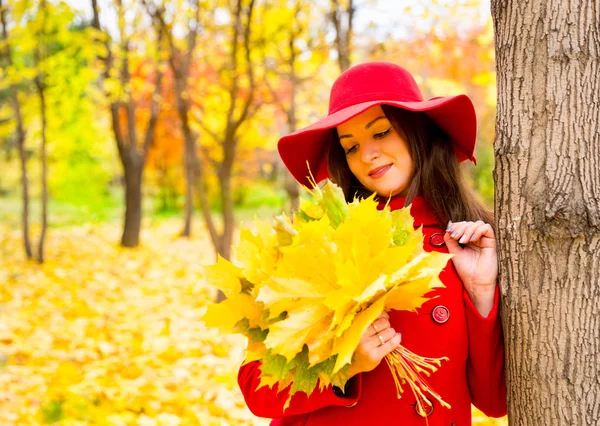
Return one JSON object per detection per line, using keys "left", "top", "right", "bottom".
{"left": 374, "top": 187, "right": 407, "bottom": 199}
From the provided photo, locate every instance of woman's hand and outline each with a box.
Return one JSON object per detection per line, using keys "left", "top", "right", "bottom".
{"left": 444, "top": 220, "right": 498, "bottom": 317}
{"left": 347, "top": 311, "right": 402, "bottom": 379}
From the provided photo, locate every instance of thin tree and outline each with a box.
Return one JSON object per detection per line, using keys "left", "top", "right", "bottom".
{"left": 259, "top": 0, "right": 326, "bottom": 214}
{"left": 330, "top": 0, "right": 354, "bottom": 72}
{"left": 33, "top": 0, "right": 48, "bottom": 263}
{"left": 0, "top": 0, "right": 32, "bottom": 259}
{"left": 91, "top": 0, "right": 164, "bottom": 247}
{"left": 144, "top": 0, "right": 202, "bottom": 238}
{"left": 195, "top": 0, "right": 259, "bottom": 261}
{"left": 492, "top": 0, "right": 600, "bottom": 424}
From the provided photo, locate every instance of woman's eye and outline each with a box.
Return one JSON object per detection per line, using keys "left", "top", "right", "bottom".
{"left": 374, "top": 128, "right": 391, "bottom": 139}
{"left": 345, "top": 145, "right": 358, "bottom": 155}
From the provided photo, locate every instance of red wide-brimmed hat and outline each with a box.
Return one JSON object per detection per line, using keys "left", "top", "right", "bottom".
{"left": 277, "top": 62, "right": 477, "bottom": 187}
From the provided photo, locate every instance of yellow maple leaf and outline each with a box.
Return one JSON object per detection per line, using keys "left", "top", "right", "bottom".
{"left": 264, "top": 304, "right": 332, "bottom": 362}
{"left": 271, "top": 219, "right": 339, "bottom": 294}
{"left": 386, "top": 276, "right": 443, "bottom": 312}
{"left": 203, "top": 256, "right": 243, "bottom": 298}
{"left": 202, "top": 293, "right": 263, "bottom": 333}
{"left": 332, "top": 296, "right": 387, "bottom": 374}
{"left": 235, "top": 218, "right": 280, "bottom": 288}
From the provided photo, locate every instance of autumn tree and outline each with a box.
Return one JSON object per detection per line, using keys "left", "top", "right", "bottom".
{"left": 491, "top": 0, "right": 600, "bottom": 424}
{"left": 330, "top": 0, "right": 354, "bottom": 72}
{"left": 194, "top": 0, "right": 258, "bottom": 261}
{"left": 33, "top": 0, "right": 48, "bottom": 262}
{"left": 258, "top": 0, "right": 329, "bottom": 213}
{"left": 0, "top": 0, "right": 85, "bottom": 262}
{"left": 0, "top": 0, "right": 32, "bottom": 259}
{"left": 146, "top": 68, "right": 184, "bottom": 213}
{"left": 144, "top": 0, "right": 202, "bottom": 237}
{"left": 91, "top": 0, "right": 164, "bottom": 247}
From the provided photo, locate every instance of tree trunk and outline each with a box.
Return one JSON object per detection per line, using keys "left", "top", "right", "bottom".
{"left": 92, "top": 0, "right": 163, "bottom": 249}
{"left": 35, "top": 0, "right": 48, "bottom": 263}
{"left": 1, "top": 1, "right": 32, "bottom": 260}
{"left": 147, "top": 1, "right": 202, "bottom": 239}
{"left": 35, "top": 75, "right": 48, "bottom": 263}
{"left": 121, "top": 164, "right": 143, "bottom": 247}
{"left": 17, "top": 119, "right": 32, "bottom": 260}
{"left": 179, "top": 96, "right": 198, "bottom": 237}
{"left": 181, "top": 137, "right": 195, "bottom": 237}
{"left": 284, "top": 170, "right": 300, "bottom": 213}
{"left": 330, "top": 0, "right": 354, "bottom": 72}
{"left": 219, "top": 136, "right": 236, "bottom": 262}
{"left": 492, "top": 1, "right": 600, "bottom": 424}
{"left": 285, "top": 33, "right": 300, "bottom": 214}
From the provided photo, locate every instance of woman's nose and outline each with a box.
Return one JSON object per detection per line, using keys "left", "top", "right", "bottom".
{"left": 361, "top": 141, "right": 380, "bottom": 162}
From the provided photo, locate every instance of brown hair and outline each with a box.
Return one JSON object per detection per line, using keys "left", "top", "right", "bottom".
{"left": 326, "top": 105, "right": 493, "bottom": 228}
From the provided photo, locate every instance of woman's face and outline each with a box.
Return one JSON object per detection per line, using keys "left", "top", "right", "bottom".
{"left": 336, "top": 105, "right": 414, "bottom": 198}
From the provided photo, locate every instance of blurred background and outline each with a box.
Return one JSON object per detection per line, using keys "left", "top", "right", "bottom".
{"left": 0, "top": 0, "right": 503, "bottom": 424}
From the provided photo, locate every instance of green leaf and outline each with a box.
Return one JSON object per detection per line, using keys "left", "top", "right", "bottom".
{"left": 319, "top": 181, "right": 349, "bottom": 228}
{"left": 247, "top": 327, "right": 268, "bottom": 343}
{"left": 260, "top": 349, "right": 292, "bottom": 381}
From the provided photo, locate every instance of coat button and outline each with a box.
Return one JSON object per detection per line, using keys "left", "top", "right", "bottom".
{"left": 415, "top": 401, "right": 434, "bottom": 417}
{"left": 429, "top": 232, "right": 446, "bottom": 247}
{"left": 431, "top": 305, "right": 450, "bottom": 324}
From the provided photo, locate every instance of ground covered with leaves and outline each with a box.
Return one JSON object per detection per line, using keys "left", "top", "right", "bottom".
{"left": 0, "top": 221, "right": 506, "bottom": 425}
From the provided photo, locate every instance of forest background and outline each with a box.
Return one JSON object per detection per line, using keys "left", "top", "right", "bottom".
{"left": 0, "top": 0, "right": 506, "bottom": 424}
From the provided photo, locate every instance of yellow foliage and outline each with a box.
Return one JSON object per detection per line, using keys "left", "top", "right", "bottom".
{"left": 0, "top": 221, "right": 268, "bottom": 425}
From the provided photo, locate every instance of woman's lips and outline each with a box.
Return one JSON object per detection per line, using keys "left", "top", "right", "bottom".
{"left": 368, "top": 164, "right": 392, "bottom": 179}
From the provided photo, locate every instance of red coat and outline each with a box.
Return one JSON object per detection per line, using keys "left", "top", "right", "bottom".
{"left": 238, "top": 196, "right": 507, "bottom": 425}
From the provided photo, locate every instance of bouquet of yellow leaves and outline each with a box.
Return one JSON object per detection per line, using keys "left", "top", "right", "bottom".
{"left": 202, "top": 179, "right": 452, "bottom": 415}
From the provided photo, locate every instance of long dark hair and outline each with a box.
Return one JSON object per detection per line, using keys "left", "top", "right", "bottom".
{"left": 326, "top": 105, "right": 493, "bottom": 228}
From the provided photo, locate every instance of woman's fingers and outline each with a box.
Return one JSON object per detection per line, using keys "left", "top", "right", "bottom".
{"left": 375, "top": 331, "right": 402, "bottom": 357}
{"left": 457, "top": 221, "right": 484, "bottom": 244}
{"left": 365, "top": 326, "right": 397, "bottom": 350}
{"left": 468, "top": 223, "right": 496, "bottom": 248}
{"left": 446, "top": 220, "right": 494, "bottom": 244}
{"left": 366, "top": 316, "right": 391, "bottom": 337}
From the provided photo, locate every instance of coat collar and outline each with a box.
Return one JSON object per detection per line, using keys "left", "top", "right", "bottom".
{"left": 377, "top": 195, "right": 439, "bottom": 228}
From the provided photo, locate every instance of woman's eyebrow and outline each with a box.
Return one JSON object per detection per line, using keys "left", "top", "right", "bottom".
{"left": 339, "top": 116, "right": 388, "bottom": 139}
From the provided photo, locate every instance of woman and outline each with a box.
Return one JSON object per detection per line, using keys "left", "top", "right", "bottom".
{"left": 238, "top": 62, "right": 507, "bottom": 425}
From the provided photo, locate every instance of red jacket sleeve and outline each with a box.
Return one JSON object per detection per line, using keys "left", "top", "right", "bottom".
{"left": 463, "top": 285, "right": 507, "bottom": 418}
{"left": 238, "top": 360, "right": 362, "bottom": 419}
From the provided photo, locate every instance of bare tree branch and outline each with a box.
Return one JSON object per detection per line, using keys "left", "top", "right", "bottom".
{"left": 142, "top": 27, "right": 165, "bottom": 164}
{"left": 232, "top": 0, "right": 257, "bottom": 135}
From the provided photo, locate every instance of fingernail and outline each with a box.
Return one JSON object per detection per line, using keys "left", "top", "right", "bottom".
{"left": 469, "top": 235, "right": 476, "bottom": 242}
{"left": 451, "top": 231, "right": 458, "bottom": 237}
{"left": 446, "top": 221, "right": 453, "bottom": 232}
{"left": 459, "top": 235, "right": 467, "bottom": 244}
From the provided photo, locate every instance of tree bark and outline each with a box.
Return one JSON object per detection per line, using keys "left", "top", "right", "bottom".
{"left": 147, "top": 0, "right": 208, "bottom": 239}
{"left": 212, "top": 0, "right": 257, "bottom": 302}
{"left": 35, "top": 73, "right": 48, "bottom": 262}
{"left": 492, "top": 0, "right": 600, "bottom": 424}
{"left": 219, "top": 139, "right": 236, "bottom": 261}
{"left": 151, "top": 0, "right": 257, "bottom": 302}
{"left": 121, "top": 163, "right": 143, "bottom": 247}
{"left": 35, "top": 0, "right": 48, "bottom": 263}
{"left": 330, "top": 0, "right": 354, "bottom": 72}
{"left": 284, "top": 15, "right": 300, "bottom": 214}
{"left": 0, "top": 1, "right": 32, "bottom": 260}
{"left": 260, "top": 1, "right": 307, "bottom": 215}
{"left": 92, "top": 0, "right": 163, "bottom": 248}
